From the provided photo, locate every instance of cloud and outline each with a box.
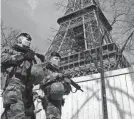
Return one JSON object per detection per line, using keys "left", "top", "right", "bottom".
{"left": 28, "top": 0, "right": 38, "bottom": 10}
{"left": 27, "top": 0, "right": 38, "bottom": 16}
{"left": 2, "top": 0, "right": 62, "bottom": 53}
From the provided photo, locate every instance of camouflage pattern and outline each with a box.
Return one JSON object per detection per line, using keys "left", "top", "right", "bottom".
{"left": 24, "top": 81, "right": 35, "bottom": 119}
{"left": 1, "top": 77, "right": 25, "bottom": 119}
{"left": 40, "top": 63, "right": 71, "bottom": 119}
{"left": 1, "top": 46, "right": 35, "bottom": 119}
{"left": 45, "top": 100, "right": 62, "bottom": 119}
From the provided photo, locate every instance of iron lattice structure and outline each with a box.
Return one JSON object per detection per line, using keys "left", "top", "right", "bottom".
{"left": 45, "top": 0, "right": 130, "bottom": 77}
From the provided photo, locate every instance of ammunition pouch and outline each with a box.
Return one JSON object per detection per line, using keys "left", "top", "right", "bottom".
{"left": 14, "top": 73, "right": 28, "bottom": 84}
{"left": 3, "top": 85, "right": 17, "bottom": 108}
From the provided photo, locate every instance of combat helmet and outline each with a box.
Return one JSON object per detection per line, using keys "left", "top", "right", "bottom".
{"left": 50, "top": 82, "right": 65, "bottom": 100}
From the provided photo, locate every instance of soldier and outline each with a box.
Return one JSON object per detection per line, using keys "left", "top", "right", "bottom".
{"left": 40, "top": 52, "right": 72, "bottom": 119}
{"left": 1, "top": 33, "right": 37, "bottom": 119}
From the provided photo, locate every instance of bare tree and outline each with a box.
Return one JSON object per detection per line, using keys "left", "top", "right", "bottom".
{"left": 53, "top": 0, "right": 134, "bottom": 64}
{"left": 54, "top": 0, "right": 67, "bottom": 12}
{"left": 102, "top": 0, "right": 134, "bottom": 64}
{"left": 1, "top": 21, "right": 21, "bottom": 49}
{"left": 99, "top": 0, "right": 134, "bottom": 45}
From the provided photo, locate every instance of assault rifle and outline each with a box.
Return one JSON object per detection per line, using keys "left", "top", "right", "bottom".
{"left": 42, "top": 63, "right": 83, "bottom": 93}
{"left": 63, "top": 74, "right": 84, "bottom": 93}
{"left": 13, "top": 44, "right": 45, "bottom": 62}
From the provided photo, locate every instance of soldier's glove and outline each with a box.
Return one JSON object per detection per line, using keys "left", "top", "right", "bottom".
{"left": 46, "top": 73, "right": 59, "bottom": 80}
{"left": 24, "top": 51, "right": 35, "bottom": 61}
{"left": 8, "top": 55, "right": 25, "bottom": 66}
{"left": 52, "top": 73, "right": 63, "bottom": 81}
{"left": 57, "top": 73, "right": 63, "bottom": 78}
{"left": 56, "top": 73, "right": 64, "bottom": 81}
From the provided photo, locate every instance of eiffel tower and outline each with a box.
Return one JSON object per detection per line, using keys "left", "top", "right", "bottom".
{"left": 45, "top": 0, "right": 130, "bottom": 77}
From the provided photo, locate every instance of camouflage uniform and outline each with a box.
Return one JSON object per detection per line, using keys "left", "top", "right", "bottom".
{"left": 45, "top": 99, "right": 62, "bottom": 119}
{"left": 24, "top": 80, "right": 35, "bottom": 119}
{"left": 1, "top": 47, "right": 34, "bottom": 119}
{"left": 40, "top": 63, "right": 71, "bottom": 119}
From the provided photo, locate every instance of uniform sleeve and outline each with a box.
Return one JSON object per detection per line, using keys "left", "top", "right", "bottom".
{"left": 1, "top": 52, "right": 12, "bottom": 65}
{"left": 1, "top": 52, "right": 13, "bottom": 68}
{"left": 39, "top": 69, "right": 51, "bottom": 90}
{"left": 31, "top": 63, "right": 46, "bottom": 85}
{"left": 1, "top": 52, "right": 25, "bottom": 68}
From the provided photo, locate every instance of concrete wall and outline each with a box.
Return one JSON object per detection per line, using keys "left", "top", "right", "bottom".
{"left": 62, "top": 66, "right": 134, "bottom": 119}
{"left": 0, "top": 66, "right": 134, "bottom": 119}
{"left": 0, "top": 90, "right": 4, "bottom": 117}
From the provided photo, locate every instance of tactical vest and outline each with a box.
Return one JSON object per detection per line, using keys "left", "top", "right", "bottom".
{"left": 42, "top": 64, "right": 71, "bottom": 100}
{"left": 1, "top": 49, "right": 33, "bottom": 85}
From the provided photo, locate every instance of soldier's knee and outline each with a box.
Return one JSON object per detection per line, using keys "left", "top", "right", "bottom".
{"left": 3, "top": 86, "right": 18, "bottom": 108}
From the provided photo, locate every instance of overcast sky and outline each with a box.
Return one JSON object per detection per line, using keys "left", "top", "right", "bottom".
{"left": 2, "top": 0, "right": 63, "bottom": 54}
{"left": 1, "top": 0, "right": 134, "bottom": 64}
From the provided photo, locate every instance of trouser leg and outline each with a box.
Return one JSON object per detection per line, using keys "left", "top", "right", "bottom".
{"left": 46, "top": 103, "right": 61, "bottom": 119}
{"left": 2, "top": 82, "right": 25, "bottom": 119}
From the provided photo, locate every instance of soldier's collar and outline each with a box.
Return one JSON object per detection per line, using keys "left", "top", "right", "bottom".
{"left": 46, "top": 62, "right": 60, "bottom": 72}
